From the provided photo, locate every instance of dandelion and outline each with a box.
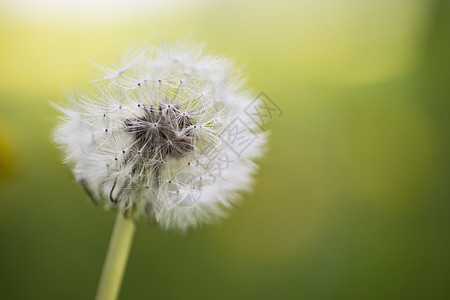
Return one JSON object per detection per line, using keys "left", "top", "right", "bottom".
{"left": 53, "top": 40, "right": 266, "bottom": 299}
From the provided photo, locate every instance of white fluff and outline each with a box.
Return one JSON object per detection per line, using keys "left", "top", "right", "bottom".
{"left": 54, "top": 41, "right": 267, "bottom": 231}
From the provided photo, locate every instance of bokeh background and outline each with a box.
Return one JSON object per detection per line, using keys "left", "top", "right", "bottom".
{"left": 1, "top": 0, "right": 449, "bottom": 299}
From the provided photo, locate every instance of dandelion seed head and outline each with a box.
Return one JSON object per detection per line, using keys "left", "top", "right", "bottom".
{"left": 54, "top": 41, "right": 267, "bottom": 231}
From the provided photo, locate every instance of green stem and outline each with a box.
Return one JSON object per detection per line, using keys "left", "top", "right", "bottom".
{"left": 95, "top": 210, "right": 136, "bottom": 300}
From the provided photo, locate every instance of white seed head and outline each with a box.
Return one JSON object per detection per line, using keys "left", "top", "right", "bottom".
{"left": 54, "top": 41, "right": 267, "bottom": 231}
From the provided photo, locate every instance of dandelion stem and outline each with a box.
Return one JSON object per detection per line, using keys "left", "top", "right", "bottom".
{"left": 95, "top": 210, "right": 136, "bottom": 300}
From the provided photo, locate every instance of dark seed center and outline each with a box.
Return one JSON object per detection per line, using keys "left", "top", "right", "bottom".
{"left": 124, "top": 104, "right": 194, "bottom": 161}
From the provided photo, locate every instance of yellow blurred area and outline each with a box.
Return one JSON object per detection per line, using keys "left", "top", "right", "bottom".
{"left": 0, "top": 119, "right": 16, "bottom": 180}
{"left": 0, "top": 0, "right": 429, "bottom": 93}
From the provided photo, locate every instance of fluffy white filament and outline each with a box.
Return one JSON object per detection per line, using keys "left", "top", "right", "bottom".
{"left": 54, "top": 41, "right": 267, "bottom": 231}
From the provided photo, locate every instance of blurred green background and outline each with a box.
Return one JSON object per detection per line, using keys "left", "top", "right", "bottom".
{"left": 1, "top": 0, "right": 449, "bottom": 299}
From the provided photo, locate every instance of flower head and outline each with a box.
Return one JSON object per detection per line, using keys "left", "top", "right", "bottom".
{"left": 54, "top": 41, "right": 266, "bottom": 231}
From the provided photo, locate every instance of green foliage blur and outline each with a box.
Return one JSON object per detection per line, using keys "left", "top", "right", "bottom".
{"left": 1, "top": 0, "right": 449, "bottom": 299}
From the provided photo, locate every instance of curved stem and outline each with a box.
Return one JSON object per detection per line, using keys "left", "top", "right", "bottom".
{"left": 95, "top": 211, "right": 136, "bottom": 300}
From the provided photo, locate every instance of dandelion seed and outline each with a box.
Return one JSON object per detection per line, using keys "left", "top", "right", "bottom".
{"left": 53, "top": 41, "right": 267, "bottom": 232}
